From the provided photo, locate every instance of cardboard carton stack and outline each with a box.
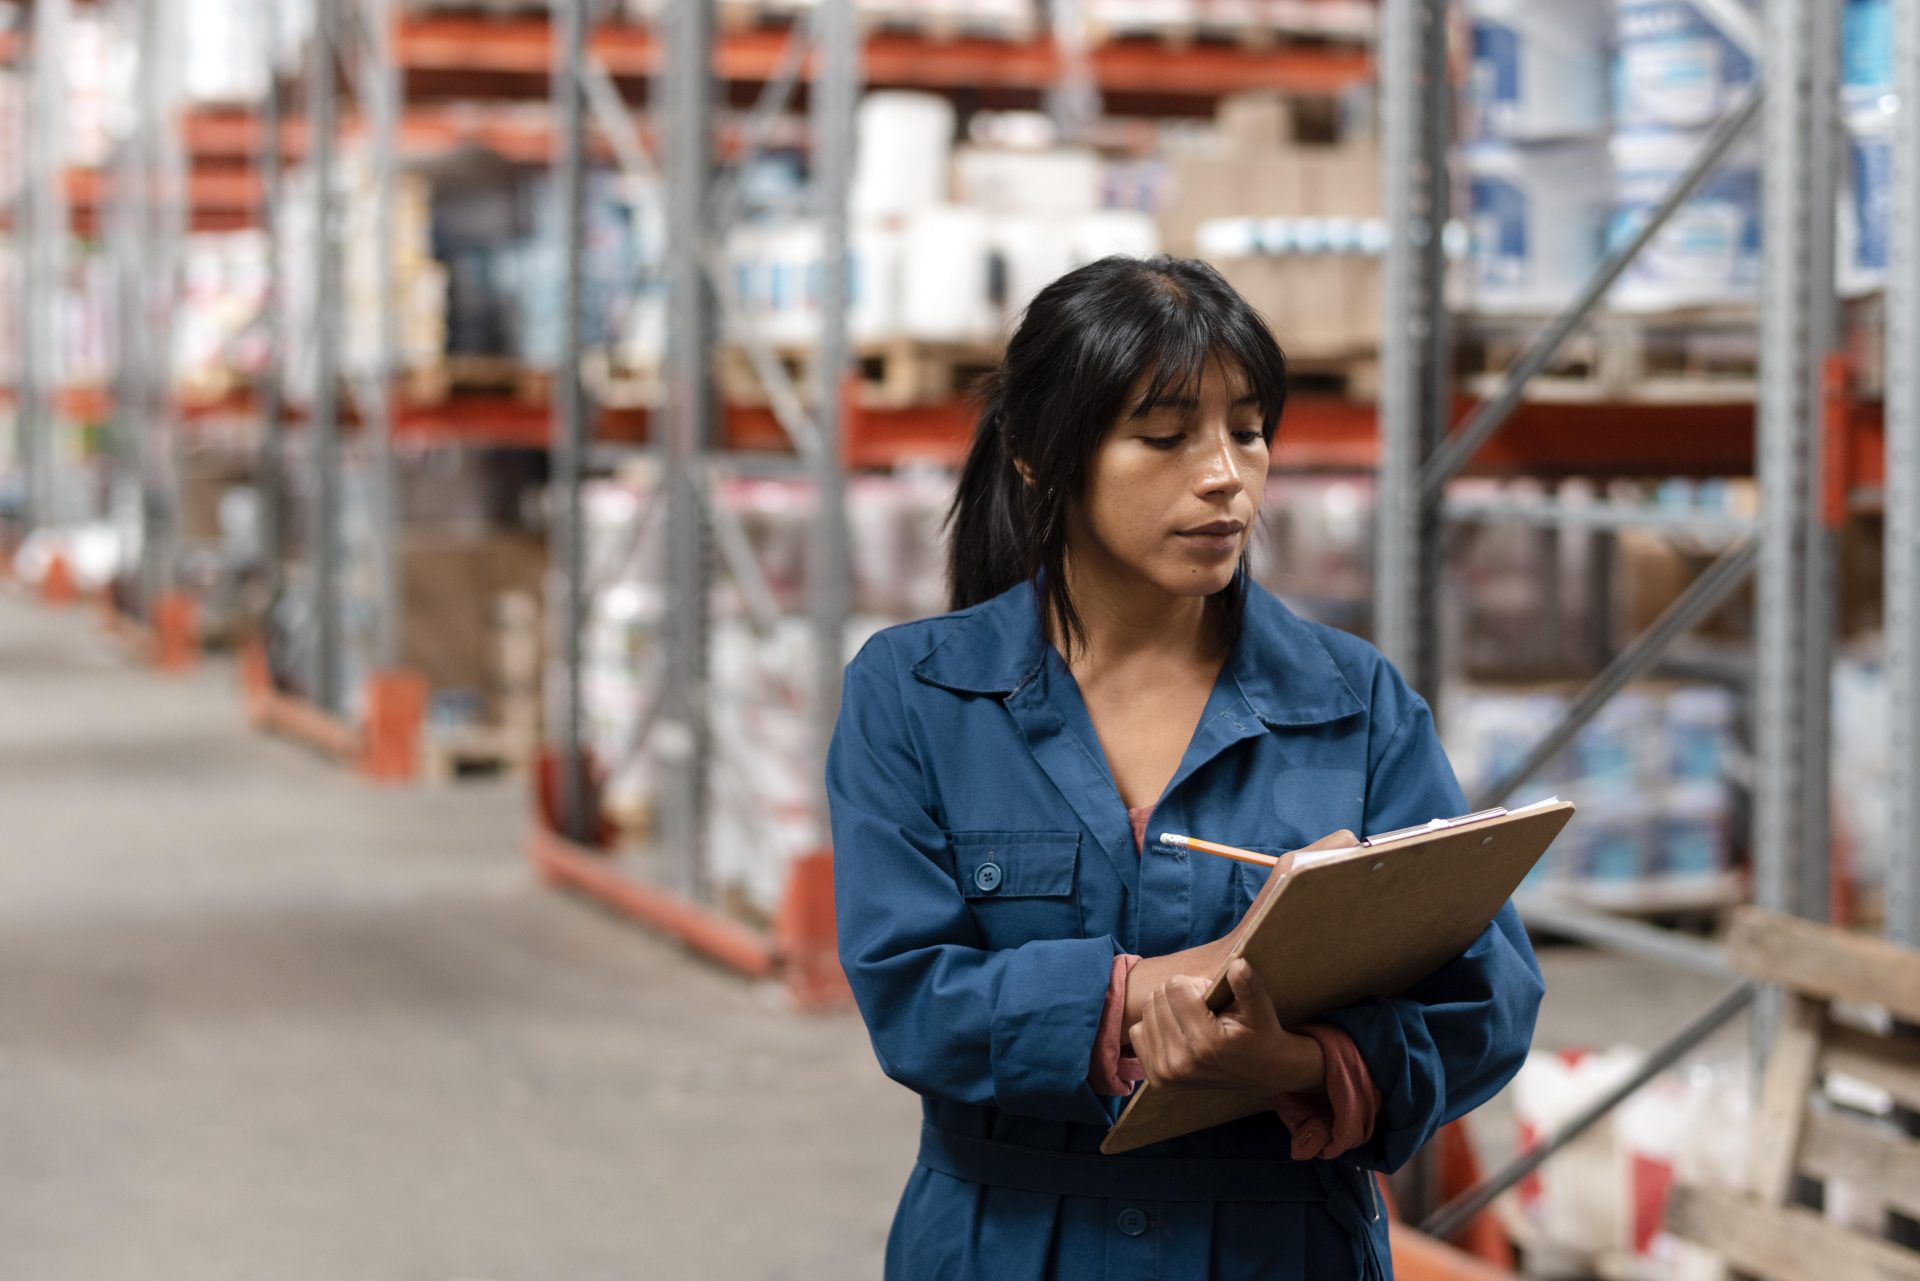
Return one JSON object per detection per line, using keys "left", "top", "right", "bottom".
{"left": 1158, "top": 92, "right": 1384, "bottom": 369}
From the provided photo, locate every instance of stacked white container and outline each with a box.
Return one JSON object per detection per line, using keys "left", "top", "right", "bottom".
{"left": 1608, "top": 0, "right": 1763, "bottom": 310}
{"left": 1462, "top": 0, "right": 1612, "bottom": 312}
{"left": 1840, "top": 0, "right": 1895, "bottom": 296}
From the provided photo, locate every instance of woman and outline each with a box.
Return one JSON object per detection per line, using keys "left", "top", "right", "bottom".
{"left": 825, "top": 256, "right": 1544, "bottom": 1280}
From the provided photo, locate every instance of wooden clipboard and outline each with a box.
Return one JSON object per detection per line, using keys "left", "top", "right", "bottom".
{"left": 1100, "top": 799, "right": 1575, "bottom": 1155}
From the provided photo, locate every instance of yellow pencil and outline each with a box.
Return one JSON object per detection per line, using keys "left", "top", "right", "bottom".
{"left": 1155, "top": 832, "right": 1279, "bottom": 868}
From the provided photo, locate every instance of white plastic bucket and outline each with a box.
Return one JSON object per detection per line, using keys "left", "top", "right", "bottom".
{"left": 850, "top": 219, "right": 904, "bottom": 343}
{"left": 1615, "top": 0, "right": 1759, "bottom": 131}
{"left": 1467, "top": 0, "right": 1610, "bottom": 141}
{"left": 1607, "top": 127, "right": 1761, "bottom": 310}
{"left": 1464, "top": 140, "right": 1613, "bottom": 311}
{"left": 852, "top": 92, "right": 956, "bottom": 219}
{"left": 1844, "top": 0, "right": 1893, "bottom": 108}
{"left": 1069, "top": 209, "right": 1162, "bottom": 266}
{"left": 1840, "top": 101, "right": 1895, "bottom": 297}
{"left": 952, "top": 146, "right": 1105, "bottom": 215}
{"left": 900, "top": 205, "right": 998, "bottom": 343}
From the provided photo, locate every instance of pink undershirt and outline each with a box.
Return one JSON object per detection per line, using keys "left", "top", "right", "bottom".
{"left": 1085, "top": 805, "right": 1382, "bottom": 1161}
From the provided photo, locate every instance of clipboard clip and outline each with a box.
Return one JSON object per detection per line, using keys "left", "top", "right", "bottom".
{"left": 1361, "top": 806, "right": 1510, "bottom": 848}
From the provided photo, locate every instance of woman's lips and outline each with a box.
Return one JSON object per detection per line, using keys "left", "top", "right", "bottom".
{"left": 1174, "top": 530, "right": 1241, "bottom": 555}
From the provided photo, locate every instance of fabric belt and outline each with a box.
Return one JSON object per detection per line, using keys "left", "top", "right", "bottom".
{"left": 915, "top": 1124, "right": 1387, "bottom": 1280}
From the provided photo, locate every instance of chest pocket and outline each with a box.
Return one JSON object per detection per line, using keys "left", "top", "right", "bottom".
{"left": 1229, "top": 848, "right": 1294, "bottom": 916}
{"left": 948, "top": 830, "right": 1083, "bottom": 949}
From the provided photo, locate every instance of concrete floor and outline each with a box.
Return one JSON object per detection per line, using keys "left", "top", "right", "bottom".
{"left": 0, "top": 592, "right": 1747, "bottom": 1280}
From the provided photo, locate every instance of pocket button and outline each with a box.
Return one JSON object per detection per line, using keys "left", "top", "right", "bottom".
{"left": 973, "top": 861, "right": 1003, "bottom": 893}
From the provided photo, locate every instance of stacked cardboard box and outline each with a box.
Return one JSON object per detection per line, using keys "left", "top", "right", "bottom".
{"left": 1157, "top": 92, "right": 1384, "bottom": 363}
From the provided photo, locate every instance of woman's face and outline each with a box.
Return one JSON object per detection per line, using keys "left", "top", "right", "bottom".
{"left": 1065, "top": 359, "right": 1269, "bottom": 602}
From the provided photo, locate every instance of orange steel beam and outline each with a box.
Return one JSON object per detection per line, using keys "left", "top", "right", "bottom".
{"left": 239, "top": 641, "right": 362, "bottom": 762}
{"left": 394, "top": 16, "right": 1370, "bottom": 95}
{"left": 527, "top": 823, "right": 781, "bottom": 980}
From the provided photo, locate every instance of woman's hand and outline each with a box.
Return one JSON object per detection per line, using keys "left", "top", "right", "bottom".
{"left": 1245, "top": 828, "right": 1359, "bottom": 917}
{"left": 1128, "top": 957, "right": 1327, "bottom": 1095}
{"left": 1120, "top": 828, "right": 1360, "bottom": 1029}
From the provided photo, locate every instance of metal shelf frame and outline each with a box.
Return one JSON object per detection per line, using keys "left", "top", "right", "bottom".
{"left": 540, "top": 0, "right": 857, "bottom": 978}
{"left": 1376, "top": 0, "right": 1904, "bottom": 939}
{"left": 16, "top": 0, "right": 69, "bottom": 537}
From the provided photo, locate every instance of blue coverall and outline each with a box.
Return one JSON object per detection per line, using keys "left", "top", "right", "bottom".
{"left": 826, "top": 571, "right": 1545, "bottom": 1280}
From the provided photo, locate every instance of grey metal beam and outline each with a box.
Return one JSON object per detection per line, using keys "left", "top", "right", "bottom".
{"left": 362, "top": 0, "right": 400, "bottom": 673}
{"left": 1516, "top": 896, "right": 1736, "bottom": 978}
{"left": 139, "top": 0, "right": 187, "bottom": 611}
{"left": 660, "top": 0, "right": 718, "bottom": 897}
{"left": 1373, "top": 0, "right": 1450, "bottom": 698}
{"left": 108, "top": 1, "right": 142, "bottom": 599}
{"left": 810, "top": 0, "right": 858, "bottom": 787}
{"left": 1473, "top": 539, "right": 1758, "bottom": 810}
{"left": 258, "top": 0, "right": 287, "bottom": 611}
{"left": 553, "top": 0, "right": 591, "bottom": 840}
{"left": 1754, "top": 0, "right": 1839, "bottom": 924}
{"left": 20, "top": 0, "right": 69, "bottom": 532}
{"left": 309, "top": 0, "right": 343, "bottom": 712}
{"left": 1889, "top": 0, "right": 1920, "bottom": 946}
{"left": 1419, "top": 93, "right": 1764, "bottom": 499}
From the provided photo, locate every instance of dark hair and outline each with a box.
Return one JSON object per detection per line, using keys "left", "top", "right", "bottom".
{"left": 943, "top": 254, "right": 1289, "bottom": 661}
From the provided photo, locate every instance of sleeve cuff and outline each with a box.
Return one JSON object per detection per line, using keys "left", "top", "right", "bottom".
{"left": 1089, "top": 953, "right": 1146, "bottom": 1096}
{"left": 1271, "top": 1022, "right": 1383, "bottom": 1160}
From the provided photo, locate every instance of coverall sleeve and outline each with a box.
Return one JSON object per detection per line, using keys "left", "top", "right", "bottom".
{"left": 826, "top": 636, "right": 1121, "bottom": 1126}
{"left": 1312, "top": 664, "right": 1546, "bottom": 1173}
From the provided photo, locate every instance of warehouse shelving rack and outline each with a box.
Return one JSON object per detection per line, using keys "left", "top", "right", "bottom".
{"left": 517, "top": 0, "right": 1414, "bottom": 1007}
{"left": 1376, "top": 0, "right": 1900, "bottom": 938}
{"left": 1368, "top": 0, "right": 1920, "bottom": 1245}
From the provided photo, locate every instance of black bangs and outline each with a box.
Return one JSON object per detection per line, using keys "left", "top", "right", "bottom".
{"left": 1121, "top": 276, "right": 1290, "bottom": 441}
{"left": 945, "top": 255, "right": 1291, "bottom": 660}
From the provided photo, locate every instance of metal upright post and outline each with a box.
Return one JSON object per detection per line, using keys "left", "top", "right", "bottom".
{"left": 258, "top": 0, "right": 287, "bottom": 609}
{"left": 362, "top": 0, "right": 400, "bottom": 673}
{"left": 1754, "top": 0, "right": 1840, "bottom": 924}
{"left": 552, "top": 0, "right": 590, "bottom": 841}
{"left": 660, "top": 0, "right": 717, "bottom": 897}
{"left": 308, "top": 0, "right": 343, "bottom": 711}
{"left": 108, "top": 0, "right": 142, "bottom": 588}
{"left": 139, "top": 0, "right": 186, "bottom": 612}
{"left": 1888, "top": 0, "right": 1920, "bottom": 946}
{"left": 21, "top": 0, "right": 69, "bottom": 532}
{"left": 1373, "top": 0, "right": 1451, "bottom": 699}
{"left": 809, "top": 0, "right": 857, "bottom": 802}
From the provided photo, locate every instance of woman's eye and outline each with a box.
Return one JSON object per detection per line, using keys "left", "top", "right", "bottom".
{"left": 1142, "top": 435, "right": 1183, "bottom": 450}
{"left": 1233, "top": 430, "right": 1265, "bottom": 445}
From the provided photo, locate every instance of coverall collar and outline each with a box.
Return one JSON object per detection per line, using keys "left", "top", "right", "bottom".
{"left": 910, "top": 569, "right": 1365, "bottom": 730}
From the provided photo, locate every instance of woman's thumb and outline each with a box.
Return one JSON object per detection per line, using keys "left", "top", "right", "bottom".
{"left": 1225, "top": 956, "right": 1256, "bottom": 1005}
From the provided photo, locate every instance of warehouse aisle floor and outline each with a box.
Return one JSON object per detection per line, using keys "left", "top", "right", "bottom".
{"left": 0, "top": 592, "right": 1748, "bottom": 1280}
{"left": 0, "top": 593, "right": 916, "bottom": 1281}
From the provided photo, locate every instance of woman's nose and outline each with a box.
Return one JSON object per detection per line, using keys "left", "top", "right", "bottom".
{"left": 1194, "top": 432, "right": 1245, "bottom": 495}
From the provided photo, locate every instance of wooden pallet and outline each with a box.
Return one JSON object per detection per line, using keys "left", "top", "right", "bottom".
{"left": 1460, "top": 307, "right": 1760, "bottom": 405}
{"left": 420, "top": 724, "right": 536, "bottom": 782}
{"left": 583, "top": 346, "right": 662, "bottom": 410}
{"left": 1286, "top": 351, "right": 1379, "bottom": 402}
{"left": 399, "top": 0, "right": 555, "bottom": 16}
{"left": 717, "top": 338, "right": 1002, "bottom": 410}
{"left": 717, "top": 1, "right": 1039, "bottom": 41}
{"left": 1668, "top": 907, "right": 1920, "bottom": 1281}
{"left": 405, "top": 355, "right": 535, "bottom": 405}
{"left": 421, "top": 590, "right": 539, "bottom": 783}
{"left": 1087, "top": 19, "right": 1279, "bottom": 50}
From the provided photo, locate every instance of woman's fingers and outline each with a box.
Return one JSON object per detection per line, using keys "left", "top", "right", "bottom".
{"left": 1222, "top": 956, "right": 1268, "bottom": 1012}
